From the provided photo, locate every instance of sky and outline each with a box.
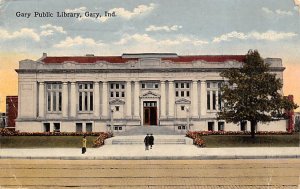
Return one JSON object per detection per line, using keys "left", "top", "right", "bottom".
{"left": 0, "top": 0, "right": 299, "bottom": 112}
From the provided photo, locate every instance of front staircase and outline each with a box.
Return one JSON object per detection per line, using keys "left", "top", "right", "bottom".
{"left": 105, "top": 126, "right": 193, "bottom": 145}
{"left": 115, "top": 125, "right": 186, "bottom": 136}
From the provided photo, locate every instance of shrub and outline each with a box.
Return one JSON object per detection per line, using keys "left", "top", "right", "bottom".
{"left": 93, "top": 132, "right": 113, "bottom": 148}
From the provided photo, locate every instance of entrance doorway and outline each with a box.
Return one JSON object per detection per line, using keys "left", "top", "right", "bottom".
{"left": 143, "top": 101, "right": 157, "bottom": 125}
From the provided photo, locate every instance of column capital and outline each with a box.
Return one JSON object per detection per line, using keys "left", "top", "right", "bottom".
{"left": 160, "top": 81, "right": 166, "bottom": 84}
{"left": 134, "top": 80, "right": 139, "bottom": 83}
{"left": 70, "top": 82, "right": 76, "bottom": 85}
{"left": 168, "top": 80, "right": 174, "bottom": 83}
{"left": 192, "top": 80, "right": 198, "bottom": 83}
{"left": 200, "top": 80, "right": 206, "bottom": 83}
{"left": 62, "top": 82, "right": 68, "bottom": 85}
{"left": 102, "top": 81, "right": 108, "bottom": 84}
{"left": 94, "top": 81, "right": 100, "bottom": 85}
{"left": 39, "top": 81, "right": 45, "bottom": 85}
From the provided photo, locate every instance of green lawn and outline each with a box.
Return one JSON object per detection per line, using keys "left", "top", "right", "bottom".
{"left": 0, "top": 136, "right": 98, "bottom": 148}
{"left": 202, "top": 133, "right": 300, "bottom": 147}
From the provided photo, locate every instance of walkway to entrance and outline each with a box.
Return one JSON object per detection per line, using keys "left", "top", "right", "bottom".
{"left": 115, "top": 126, "right": 185, "bottom": 136}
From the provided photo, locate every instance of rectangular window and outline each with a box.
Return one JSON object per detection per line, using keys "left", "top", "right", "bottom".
{"left": 186, "top": 83, "right": 190, "bottom": 88}
{"left": 241, "top": 121, "right": 247, "bottom": 131}
{"left": 46, "top": 83, "right": 62, "bottom": 112}
{"left": 181, "top": 83, "right": 184, "bottom": 88}
{"left": 218, "top": 122, "right": 224, "bottom": 131}
{"left": 181, "top": 106, "right": 185, "bottom": 111}
{"left": 213, "top": 91, "right": 216, "bottom": 110}
{"left": 186, "top": 91, "right": 190, "bottom": 97}
{"left": 110, "top": 83, "right": 125, "bottom": 99}
{"left": 86, "top": 123, "right": 93, "bottom": 132}
{"left": 181, "top": 91, "right": 184, "bottom": 97}
{"left": 115, "top": 106, "right": 120, "bottom": 111}
{"left": 54, "top": 123, "right": 60, "bottom": 132}
{"left": 176, "top": 91, "right": 179, "bottom": 97}
{"left": 175, "top": 83, "right": 178, "bottom": 88}
{"left": 43, "top": 123, "right": 50, "bottom": 132}
{"left": 218, "top": 91, "right": 222, "bottom": 110}
{"left": 76, "top": 123, "right": 83, "bottom": 132}
{"left": 208, "top": 122, "right": 214, "bottom": 131}
{"left": 78, "top": 83, "right": 94, "bottom": 112}
{"left": 207, "top": 91, "right": 211, "bottom": 110}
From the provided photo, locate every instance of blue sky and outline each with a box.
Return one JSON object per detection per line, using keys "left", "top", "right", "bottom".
{"left": 0, "top": 0, "right": 300, "bottom": 111}
{"left": 0, "top": 0, "right": 299, "bottom": 59}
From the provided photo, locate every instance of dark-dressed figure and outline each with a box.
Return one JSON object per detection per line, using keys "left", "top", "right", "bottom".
{"left": 144, "top": 134, "right": 150, "bottom": 150}
{"left": 82, "top": 135, "right": 87, "bottom": 154}
{"left": 149, "top": 134, "right": 154, "bottom": 149}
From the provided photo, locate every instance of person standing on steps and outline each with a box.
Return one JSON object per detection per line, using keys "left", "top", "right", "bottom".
{"left": 82, "top": 134, "right": 87, "bottom": 154}
{"left": 149, "top": 133, "right": 154, "bottom": 149}
{"left": 144, "top": 134, "right": 150, "bottom": 150}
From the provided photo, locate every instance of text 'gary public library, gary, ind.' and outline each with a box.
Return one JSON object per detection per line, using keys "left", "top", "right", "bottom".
{"left": 15, "top": 11, "right": 116, "bottom": 19}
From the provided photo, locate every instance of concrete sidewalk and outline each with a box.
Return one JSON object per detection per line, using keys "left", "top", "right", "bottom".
{"left": 0, "top": 145, "right": 299, "bottom": 160}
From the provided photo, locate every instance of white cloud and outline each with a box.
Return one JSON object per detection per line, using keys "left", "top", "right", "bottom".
{"left": 54, "top": 36, "right": 103, "bottom": 48}
{"left": 262, "top": 7, "right": 273, "bottom": 14}
{"left": 275, "top": 9, "right": 293, "bottom": 16}
{"left": 111, "top": 3, "right": 156, "bottom": 20}
{"left": 262, "top": 7, "right": 293, "bottom": 16}
{"left": 40, "top": 24, "right": 66, "bottom": 36}
{"left": 213, "top": 30, "right": 297, "bottom": 43}
{"left": 0, "top": 28, "right": 40, "bottom": 41}
{"left": 146, "top": 25, "right": 182, "bottom": 32}
{"left": 212, "top": 31, "right": 247, "bottom": 43}
{"left": 115, "top": 33, "right": 208, "bottom": 46}
{"left": 249, "top": 31, "right": 297, "bottom": 41}
{"left": 65, "top": 4, "right": 156, "bottom": 23}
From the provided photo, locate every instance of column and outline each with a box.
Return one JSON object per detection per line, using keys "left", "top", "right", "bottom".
{"left": 38, "top": 82, "right": 45, "bottom": 118}
{"left": 70, "top": 82, "right": 76, "bottom": 117}
{"left": 168, "top": 81, "right": 175, "bottom": 117}
{"left": 94, "top": 81, "right": 100, "bottom": 117}
{"left": 191, "top": 80, "right": 199, "bottom": 118}
{"left": 160, "top": 81, "right": 166, "bottom": 118}
{"left": 102, "top": 81, "right": 108, "bottom": 118}
{"left": 200, "top": 80, "right": 207, "bottom": 116}
{"left": 133, "top": 81, "right": 140, "bottom": 118}
{"left": 62, "top": 82, "right": 68, "bottom": 118}
{"left": 126, "top": 81, "right": 132, "bottom": 117}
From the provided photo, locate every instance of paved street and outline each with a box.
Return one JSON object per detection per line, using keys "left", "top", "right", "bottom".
{"left": 0, "top": 159, "right": 299, "bottom": 188}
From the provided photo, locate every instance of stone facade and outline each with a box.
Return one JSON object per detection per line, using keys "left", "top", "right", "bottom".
{"left": 15, "top": 53, "right": 287, "bottom": 132}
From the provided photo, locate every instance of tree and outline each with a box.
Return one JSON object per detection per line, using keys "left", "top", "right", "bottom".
{"left": 217, "top": 50, "right": 298, "bottom": 138}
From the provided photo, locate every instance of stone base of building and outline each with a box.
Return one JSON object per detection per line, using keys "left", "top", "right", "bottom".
{"left": 15, "top": 119, "right": 288, "bottom": 133}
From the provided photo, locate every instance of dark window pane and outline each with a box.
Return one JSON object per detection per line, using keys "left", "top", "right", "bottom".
{"left": 90, "top": 92, "right": 93, "bottom": 111}
{"left": 122, "top": 84, "right": 125, "bottom": 89}
{"left": 175, "top": 83, "right": 178, "bottom": 88}
{"left": 53, "top": 92, "right": 56, "bottom": 111}
{"left": 84, "top": 92, "right": 88, "bottom": 111}
{"left": 186, "top": 83, "right": 190, "bottom": 88}
{"left": 181, "top": 83, "right": 184, "bottom": 88}
{"left": 47, "top": 92, "right": 51, "bottom": 111}
{"left": 79, "top": 92, "right": 82, "bottom": 111}
{"left": 181, "top": 91, "right": 184, "bottom": 97}
{"left": 111, "top": 92, "right": 114, "bottom": 97}
{"left": 186, "top": 91, "right": 190, "bottom": 97}
{"left": 207, "top": 91, "right": 210, "bottom": 110}
{"left": 58, "top": 92, "right": 62, "bottom": 111}
{"left": 116, "top": 92, "right": 119, "bottom": 97}
{"left": 116, "top": 84, "right": 119, "bottom": 89}
{"left": 122, "top": 92, "right": 125, "bottom": 97}
{"left": 176, "top": 91, "right": 179, "bottom": 97}
{"left": 213, "top": 91, "right": 216, "bottom": 110}
{"left": 110, "top": 84, "right": 114, "bottom": 89}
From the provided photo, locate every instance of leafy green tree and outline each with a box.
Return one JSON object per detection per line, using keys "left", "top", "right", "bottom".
{"left": 218, "top": 50, "right": 298, "bottom": 138}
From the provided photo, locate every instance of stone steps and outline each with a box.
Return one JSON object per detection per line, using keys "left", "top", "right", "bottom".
{"left": 105, "top": 135, "right": 193, "bottom": 145}
{"left": 115, "top": 126, "right": 185, "bottom": 136}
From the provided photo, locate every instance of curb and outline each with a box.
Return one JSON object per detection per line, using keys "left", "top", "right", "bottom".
{"left": 0, "top": 155, "right": 299, "bottom": 160}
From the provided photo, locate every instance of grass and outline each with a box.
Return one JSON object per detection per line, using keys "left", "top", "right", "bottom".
{"left": 202, "top": 133, "right": 300, "bottom": 147}
{"left": 0, "top": 134, "right": 299, "bottom": 148}
{"left": 0, "top": 136, "right": 98, "bottom": 148}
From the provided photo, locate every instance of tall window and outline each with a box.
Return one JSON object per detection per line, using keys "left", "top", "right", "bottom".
{"left": 78, "top": 83, "right": 93, "bottom": 112}
{"left": 207, "top": 81, "right": 223, "bottom": 111}
{"left": 175, "top": 81, "right": 190, "bottom": 97}
{"left": 47, "top": 83, "right": 62, "bottom": 112}
{"left": 110, "top": 83, "right": 125, "bottom": 98}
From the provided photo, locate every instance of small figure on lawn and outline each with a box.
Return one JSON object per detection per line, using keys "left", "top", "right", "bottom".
{"left": 144, "top": 134, "right": 150, "bottom": 151}
{"left": 82, "top": 135, "right": 87, "bottom": 154}
{"left": 149, "top": 133, "right": 154, "bottom": 149}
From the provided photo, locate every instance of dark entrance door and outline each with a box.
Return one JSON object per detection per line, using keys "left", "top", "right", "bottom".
{"left": 143, "top": 101, "right": 157, "bottom": 125}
